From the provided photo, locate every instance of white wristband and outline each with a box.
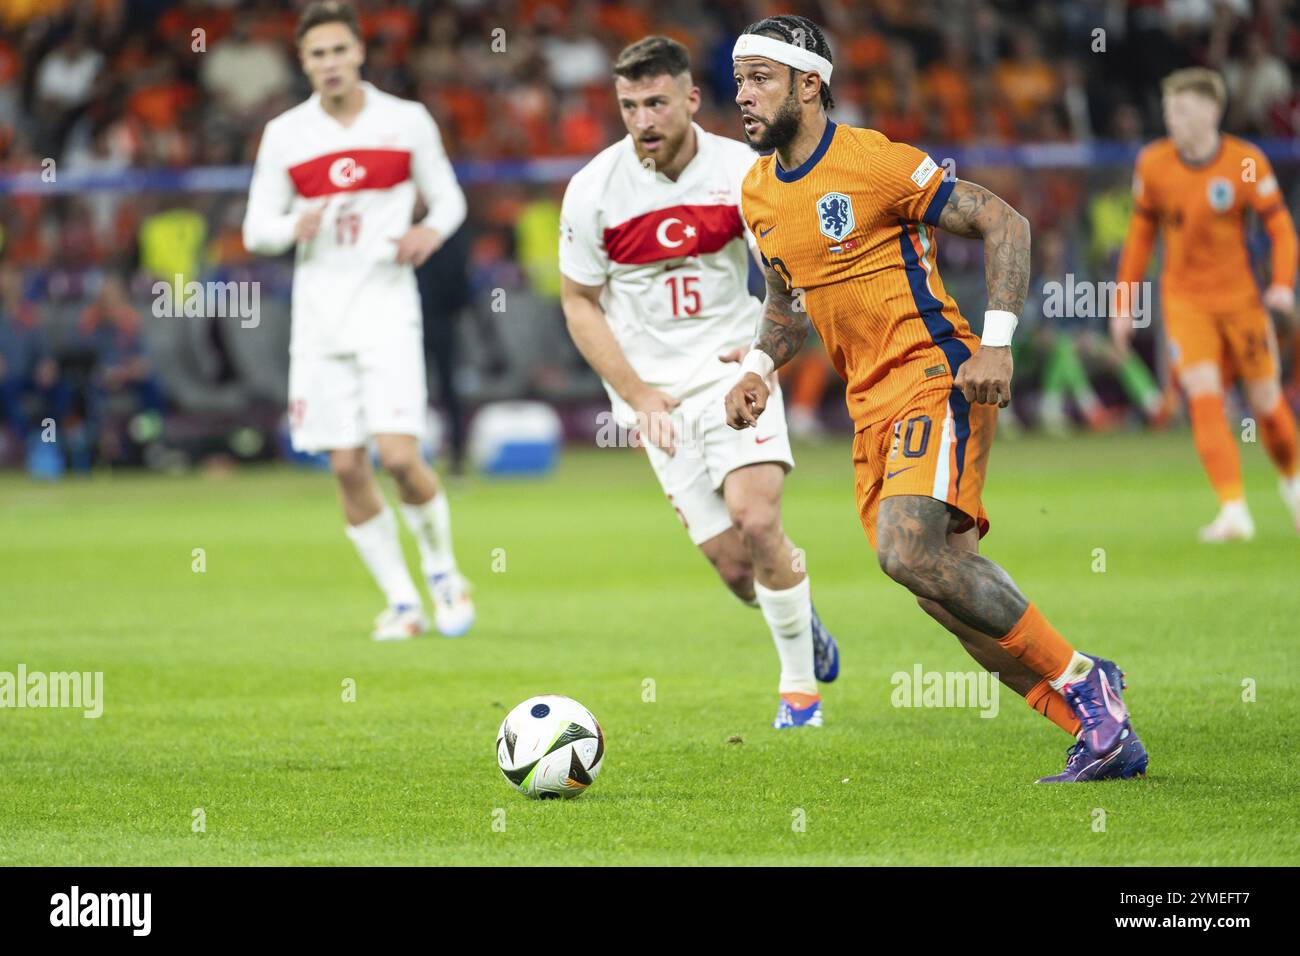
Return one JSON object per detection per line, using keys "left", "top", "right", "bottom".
{"left": 740, "top": 348, "right": 775, "bottom": 380}
{"left": 981, "top": 310, "right": 1018, "bottom": 348}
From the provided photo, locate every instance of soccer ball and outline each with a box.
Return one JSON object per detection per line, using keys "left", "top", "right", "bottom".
{"left": 496, "top": 695, "right": 604, "bottom": 799}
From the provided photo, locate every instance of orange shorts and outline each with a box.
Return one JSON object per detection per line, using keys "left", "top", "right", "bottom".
{"left": 853, "top": 386, "right": 997, "bottom": 550}
{"left": 1163, "top": 296, "right": 1278, "bottom": 382}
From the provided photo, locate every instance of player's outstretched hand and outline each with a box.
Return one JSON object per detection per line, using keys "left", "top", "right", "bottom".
{"left": 390, "top": 225, "right": 445, "bottom": 267}
{"left": 725, "top": 372, "right": 770, "bottom": 429}
{"left": 294, "top": 199, "right": 330, "bottom": 241}
{"left": 630, "top": 387, "right": 680, "bottom": 456}
{"left": 955, "top": 345, "right": 1013, "bottom": 407}
{"left": 1109, "top": 310, "right": 1135, "bottom": 355}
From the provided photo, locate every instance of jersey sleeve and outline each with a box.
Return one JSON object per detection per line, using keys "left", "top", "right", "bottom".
{"left": 873, "top": 138, "right": 955, "bottom": 226}
{"left": 558, "top": 173, "right": 608, "bottom": 287}
{"left": 1115, "top": 147, "right": 1160, "bottom": 299}
{"left": 411, "top": 105, "right": 467, "bottom": 238}
{"left": 1247, "top": 149, "right": 1283, "bottom": 216}
{"left": 1130, "top": 147, "right": 1159, "bottom": 219}
{"left": 1248, "top": 150, "right": 1299, "bottom": 291}
{"left": 241, "top": 121, "right": 299, "bottom": 256}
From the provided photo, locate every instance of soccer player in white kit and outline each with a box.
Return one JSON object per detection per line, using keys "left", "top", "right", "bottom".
{"left": 559, "top": 37, "right": 840, "bottom": 728}
{"left": 242, "top": 1, "right": 473, "bottom": 641}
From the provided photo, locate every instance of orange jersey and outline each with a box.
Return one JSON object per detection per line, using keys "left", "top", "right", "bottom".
{"left": 740, "top": 121, "right": 979, "bottom": 429}
{"left": 1116, "top": 135, "right": 1298, "bottom": 312}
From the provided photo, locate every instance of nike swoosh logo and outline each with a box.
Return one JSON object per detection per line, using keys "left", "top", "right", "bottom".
{"left": 663, "top": 262, "right": 684, "bottom": 271}
{"left": 886, "top": 465, "right": 917, "bottom": 479}
{"left": 755, "top": 434, "right": 777, "bottom": 444}
{"left": 759, "top": 225, "right": 776, "bottom": 237}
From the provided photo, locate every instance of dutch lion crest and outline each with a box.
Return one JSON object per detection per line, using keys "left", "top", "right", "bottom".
{"left": 817, "top": 191, "right": 854, "bottom": 242}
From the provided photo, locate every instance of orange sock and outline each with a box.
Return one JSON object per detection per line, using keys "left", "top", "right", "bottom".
{"left": 1025, "top": 678, "right": 1082, "bottom": 736}
{"left": 1259, "top": 398, "right": 1299, "bottom": 479}
{"left": 780, "top": 691, "right": 820, "bottom": 707}
{"left": 1187, "top": 394, "right": 1245, "bottom": 502}
{"left": 996, "top": 603, "right": 1076, "bottom": 681}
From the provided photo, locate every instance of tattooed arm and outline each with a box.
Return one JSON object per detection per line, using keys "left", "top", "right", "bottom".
{"left": 935, "top": 180, "right": 1031, "bottom": 407}
{"left": 753, "top": 260, "right": 812, "bottom": 368}
{"left": 936, "top": 180, "right": 1031, "bottom": 315}
{"left": 724, "top": 261, "right": 811, "bottom": 429}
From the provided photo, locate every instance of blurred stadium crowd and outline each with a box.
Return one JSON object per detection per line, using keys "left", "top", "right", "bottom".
{"left": 0, "top": 0, "right": 1297, "bottom": 472}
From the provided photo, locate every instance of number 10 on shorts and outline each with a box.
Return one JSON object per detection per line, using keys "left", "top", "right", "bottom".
{"left": 891, "top": 414, "right": 932, "bottom": 459}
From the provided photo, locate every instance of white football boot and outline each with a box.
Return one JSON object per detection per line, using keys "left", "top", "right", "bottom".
{"left": 371, "top": 604, "right": 429, "bottom": 641}
{"left": 429, "top": 572, "right": 475, "bottom": 637}
{"left": 1279, "top": 476, "right": 1300, "bottom": 534}
{"left": 1197, "top": 500, "right": 1255, "bottom": 543}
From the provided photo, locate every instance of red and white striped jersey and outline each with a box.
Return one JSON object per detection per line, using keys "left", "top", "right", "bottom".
{"left": 559, "top": 124, "right": 761, "bottom": 425}
{"left": 243, "top": 81, "right": 466, "bottom": 355}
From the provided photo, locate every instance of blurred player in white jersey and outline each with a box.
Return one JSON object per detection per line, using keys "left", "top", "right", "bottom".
{"left": 242, "top": 1, "right": 472, "bottom": 641}
{"left": 559, "top": 37, "right": 840, "bottom": 728}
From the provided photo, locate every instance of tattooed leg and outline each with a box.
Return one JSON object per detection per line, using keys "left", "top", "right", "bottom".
{"left": 876, "top": 494, "right": 1028, "bottom": 638}
{"left": 913, "top": 521, "right": 1041, "bottom": 696}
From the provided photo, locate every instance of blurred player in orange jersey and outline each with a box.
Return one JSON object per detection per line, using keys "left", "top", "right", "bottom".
{"left": 724, "top": 14, "right": 1147, "bottom": 783}
{"left": 1114, "top": 68, "right": 1300, "bottom": 541}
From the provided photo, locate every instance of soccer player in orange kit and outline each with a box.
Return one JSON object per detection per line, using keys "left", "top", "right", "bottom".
{"left": 1114, "top": 68, "right": 1300, "bottom": 542}
{"left": 723, "top": 14, "right": 1148, "bottom": 783}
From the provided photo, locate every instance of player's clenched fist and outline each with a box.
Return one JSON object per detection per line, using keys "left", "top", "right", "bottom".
{"left": 954, "top": 344, "right": 1013, "bottom": 407}
{"left": 725, "top": 372, "right": 770, "bottom": 429}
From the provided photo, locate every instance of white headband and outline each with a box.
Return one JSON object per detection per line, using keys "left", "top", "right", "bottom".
{"left": 732, "top": 33, "right": 833, "bottom": 84}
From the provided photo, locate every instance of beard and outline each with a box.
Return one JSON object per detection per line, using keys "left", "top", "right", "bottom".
{"left": 634, "top": 124, "right": 689, "bottom": 170}
{"left": 743, "top": 93, "right": 802, "bottom": 152}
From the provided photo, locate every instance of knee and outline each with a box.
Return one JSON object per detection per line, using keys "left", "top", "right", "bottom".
{"left": 379, "top": 445, "right": 421, "bottom": 481}
{"left": 1179, "top": 362, "right": 1223, "bottom": 398}
{"left": 330, "top": 450, "right": 369, "bottom": 487}
{"left": 730, "top": 502, "right": 782, "bottom": 552}
{"left": 1245, "top": 380, "right": 1281, "bottom": 415}
{"left": 876, "top": 537, "right": 938, "bottom": 595}
{"left": 876, "top": 539, "right": 913, "bottom": 587}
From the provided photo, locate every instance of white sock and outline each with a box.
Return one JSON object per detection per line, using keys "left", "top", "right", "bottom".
{"left": 345, "top": 507, "right": 422, "bottom": 608}
{"left": 1049, "top": 651, "right": 1093, "bottom": 692}
{"left": 399, "top": 492, "right": 458, "bottom": 578}
{"left": 1220, "top": 499, "right": 1250, "bottom": 520}
{"left": 1282, "top": 477, "right": 1300, "bottom": 511}
{"left": 755, "top": 576, "right": 817, "bottom": 695}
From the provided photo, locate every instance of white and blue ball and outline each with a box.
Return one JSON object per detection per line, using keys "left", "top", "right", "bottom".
{"left": 496, "top": 695, "right": 604, "bottom": 799}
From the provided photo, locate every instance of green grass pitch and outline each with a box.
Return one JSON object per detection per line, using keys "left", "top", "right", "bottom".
{"left": 1, "top": 429, "right": 1296, "bottom": 865}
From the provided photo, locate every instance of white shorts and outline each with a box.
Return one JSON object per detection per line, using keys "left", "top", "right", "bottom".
{"left": 642, "top": 382, "right": 794, "bottom": 545}
{"left": 287, "top": 341, "right": 428, "bottom": 453}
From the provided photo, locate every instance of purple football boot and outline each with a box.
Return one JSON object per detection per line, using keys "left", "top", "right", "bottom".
{"left": 1036, "top": 728, "right": 1149, "bottom": 783}
{"left": 1060, "top": 654, "right": 1130, "bottom": 756}
{"left": 1089, "top": 655, "right": 1127, "bottom": 696}
{"left": 1037, "top": 654, "right": 1148, "bottom": 782}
